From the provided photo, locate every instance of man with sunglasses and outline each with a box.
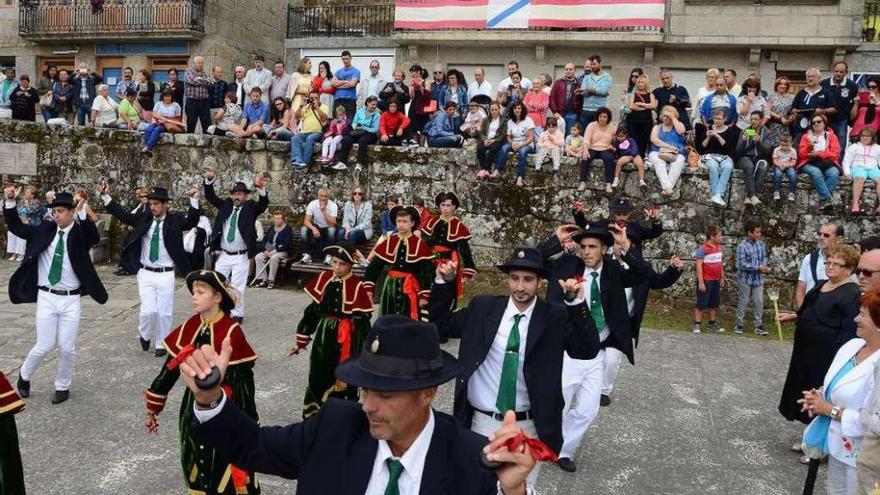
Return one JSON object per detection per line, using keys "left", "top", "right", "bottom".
{"left": 795, "top": 221, "right": 844, "bottom": 308}
{"left": 857, "top": 245, "right": 880, "bottom": 294}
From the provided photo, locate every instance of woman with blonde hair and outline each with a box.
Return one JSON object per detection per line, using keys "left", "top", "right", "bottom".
{"left": 286, "top": 57, "right": 314, "bottom": 110}
{"left": 767, "top": 76, "right": 794, "bottom": 147}
{"left": 693, "top": 68, "right": 721, "bottom": 123}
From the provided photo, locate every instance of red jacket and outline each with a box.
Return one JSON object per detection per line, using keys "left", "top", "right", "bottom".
{"left": 549, "top": 77, "right": 583, "bottom": 116}
{"left": 379, "top": 110, "right": 411, "bottom": 137}
{"left": 797, "top": 129, "right": 841, "bottom": 170}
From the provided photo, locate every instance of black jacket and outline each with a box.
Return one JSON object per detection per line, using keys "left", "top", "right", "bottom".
{"left": 203, "top": 180, "right": 269, "bottom": 258}
{"left": 4, "top": 206, "right": 107, "bottom": 305}
{"left": 428, "top": 282, "right": 599, "bottom": 453}
{"left": 572, "top": 211, "right": 663, "bottom": 254}
{"left": 191, "top": 398, "right": 502, "bottom": 495}
{"left": 9, "top": 86, "right": 38, "bottom": 121}
{"left": 105, "top": 198, "right": 200, "bottom": 274}
{"left": 262, "top": 224, "right": 293, "bottom": 253}
{"left": 71, "top": 73, "right": 103, "bottom": 107}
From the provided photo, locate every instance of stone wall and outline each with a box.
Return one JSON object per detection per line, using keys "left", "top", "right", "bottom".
{"left": 0, "top": 119, "right": 877, "bottom": 307}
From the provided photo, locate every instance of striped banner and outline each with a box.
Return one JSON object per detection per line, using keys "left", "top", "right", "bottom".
{"left": 394, "top": 0, "right": 665, "bottom": 30}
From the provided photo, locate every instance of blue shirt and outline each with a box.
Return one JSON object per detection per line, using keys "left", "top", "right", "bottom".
{"left": 351, "top": 107, "right": 380, "bottom": 134}
{"left": 334, "top": 66, "right": 361, "bottom": 100}
{"left": 736, "top": 238, "right": 766, "bottom": 287}
{"left": 650, "top": 124, "right": 686, "bottom": 153}
{"left": 243, "top": 100, "right": 268, "bottom": 125}
{"left": 579, "top": 71, "right": 612, "bottom": 112}
{"left": 210, "top": 79, "right": 228, "bottom": 108}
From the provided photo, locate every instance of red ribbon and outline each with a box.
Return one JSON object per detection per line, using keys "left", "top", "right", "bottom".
{"left": 166, "top": 344, "right": 195, "bottom": 370}
{"left": 502, "top": 431, "right": 559, "bottom": 463}
{"left": 388, "top": 270, "right": 421, "bottom": 320}
{"left": 331, "top": 316, "right": 355, "bottom": 364}
{"left": 433, "top": 246, "right": 463, "bottom": 298}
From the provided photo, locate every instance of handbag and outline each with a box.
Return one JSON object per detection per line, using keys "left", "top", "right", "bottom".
{"left": 39, "top": 92, "right": 53, "bottom": 108}
{"left": 422, "top": 99, "right": 437, "bottom": 114}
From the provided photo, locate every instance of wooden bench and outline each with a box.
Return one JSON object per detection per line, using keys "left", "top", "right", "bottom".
{"left": 279, "top": 230, "right": 377, "bottom": 286}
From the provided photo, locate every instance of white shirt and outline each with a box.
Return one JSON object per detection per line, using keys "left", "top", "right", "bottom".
{"left": 798, "top": 249, "right": 827, "bottom": 292}
{"left": 220, "top": 204, "right": 248, "bottom": 252}
{"left": 468, "top": 80, "right": 493, "bottom": 101}
{"left": 467, "top": 296, "right": 536, "bottom": 413}
{"left": 365, "top": 74, "right": 383, "bottom": 100}
{"left": 581, "top": 263, "right": 610, "bottom": 342}
{"left": 363, "top": 411, "right": 435, "bottom": 495}
{"left": 139, "top": 216, "right": 174, "bottom": 268}
{"left": 306, "top": 199, "right": 339, "bottom": 229}
{"left": 507, "top": 117, "right": 535, "bottom": 146}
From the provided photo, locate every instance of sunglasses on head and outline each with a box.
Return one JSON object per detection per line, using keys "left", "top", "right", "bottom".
{"left": 855, "top": 267, "right": 880, "bottom": 277}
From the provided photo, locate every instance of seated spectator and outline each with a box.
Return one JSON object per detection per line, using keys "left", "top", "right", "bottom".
{"left": 579, "top": 106, "right": 617, "bottom": 192}
{"left": 334, "top": 95, "right": 379, "bottom": 171}
{"left": 206, "top": 91, "right": 243, "bottom": 136}
{"left": 291, "top": 89, "right": 329, "bottom": 169}
{"left": 379, "top": 68, "right": 410, "bottom": 112}
{"left": 9, "top": 75, "right": 38, "bottom": 122}
{"left": 265, "top": 97, "right": 294, "bottom": 141}
{"left": 425, "top": 101, "right": 464, "bottom": 148}
{"left": 299, "top": 188, "right": 338, "bottom": 264}
{"left": 734, "top": 110, "right": 773, "bottom": 206}
{"left": 524, "top": 77, "right": 549, "bottom": 135}
{"left": 439, "top": 70, "right": 468, "bottom": 119}
{"left": 254, "top": 210, "right": 292, "bottom": 289}
{"left": 141, "top": 89, "right": 183, "bottom": 157}
{"left": 843, "top": 128, "right": 880, "bottom": 214}
{"left": 477, "top": 101, "right": 507, "bottom": 180}
{"left": 736, "top": 78, "right": 770, "bottom": 130}
{"left": 335, "top": 186, "right": 373, "bottom": 247}
{"left": 379, "top": 98, "right": 411, "bottom": 146}
{"left": 227, "top": 87, "right": 269, "bottom": 139}
{"left": 379, "top": 195, "right": 398, "bottom": 237}
{"left": 495, "top": 101, "right": 535, "bottom": 187}
{"left": 771, "top": 133, "right": 798, "bottom": 202}
{"left": 533, "top": 118, "right": 564, "bottom": 173}
{"left": 797, "top": 114, "right": 842, "bottom": 212}
{"left": 695, "top": 109, "right": 739, "bottom": 206}
{"left": 460, "top": 100, "right": 486, "bottom": 140}
{"left": 850, "top": 77, "right": 880, "bottom": 143}
{"left": 565, "top": 122, "right": 584, "bottom": 158}
{"left": 414, "top": 196, "right": 434, "bottom": 228}
{"left": 699, "top": 74, "right": 737, "bottom": 126}
{"left": 117, "top": 88, "right": 146, "bottom": 131}
{"left": 320, "top": 104, "right": 349, "bottom": 164}
{"left": 89, "top": 84, "right": 118, "bottom": 127}
{"left": 612, "top": 126, "right": 647, "bottom": 191}
{"left": 649, "top": 105, "right": 688, "bottom": 196}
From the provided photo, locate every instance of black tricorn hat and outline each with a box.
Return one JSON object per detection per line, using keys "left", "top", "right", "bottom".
{"left": 185, "top": 270, "right": 237, "bottom": 313}
{"left": 610, "top": 197, "right": 634, "bottom": 213}
{"left": 146, "top": 187, "right": 170, "bottom": 202}
{"left": 335, "top": 315, "right": 460, "bottom": 391}
{"left": 571, "top": 224, "right": 613, "bottom": 247}
{"left": 230, "top": 181, "right": 251, "bottom": 194}
{"left": 434, "top": 191, "right": 460, "bottom": 208}
{"left": 390, "top": 205, "right": 421, "bottom": 230}
{"left": 496, "top": 247, "right": 550, "bottom": 279}
{"left": 47, "top": 192, "right": 76, "bottom": 209}
{"left": 324, "top": 242, "right": 356, "bottom": 264}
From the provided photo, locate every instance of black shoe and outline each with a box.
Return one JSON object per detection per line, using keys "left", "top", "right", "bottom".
{"left": 233, "top": 316, "right": 244, "bottom": 324}
{"left": 139, "top": 337, "right": 150, "bottom": 351}
{"left": 17, "top": 374, "right": 29, "bottom": 398}
{"left": 113, "top": 268, "right": 129, "bottom": 276}
{"left": 154, "top": 348, "right": 167, "bottom": 358}
{"left": 51, "top": 390, "right": 69, "bottom": 405}
{"left": 600, "top": 394, "right": 611, "bottom": 407}
{"left": 557, "top": 457, "right": 577, "bottom": 472}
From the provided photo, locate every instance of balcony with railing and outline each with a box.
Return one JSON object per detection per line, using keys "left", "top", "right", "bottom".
{"left": 866, "top": 0, "right": 880, "bottom": 42}
{"left": 287, "top": 4, "right": 394, "bottom": 38}
{"left": 18, "top": 0, "right": 206, "bottom": 41}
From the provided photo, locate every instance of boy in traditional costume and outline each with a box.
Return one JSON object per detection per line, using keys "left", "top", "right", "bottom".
{"left": 420, "top": 192, "right": 477, "bottom": 304}
{"left": 0, "top": 371, "right": 26, "bottom": 495}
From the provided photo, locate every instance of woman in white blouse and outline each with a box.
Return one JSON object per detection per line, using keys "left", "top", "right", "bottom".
{"left": 90, "top": 84, "right": 119, "bottom": 127}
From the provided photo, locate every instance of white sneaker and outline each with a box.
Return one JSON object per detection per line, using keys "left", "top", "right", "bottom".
{"left": 751, "top": 195, "right": 762, "bottom": 206}
{"left": 578, "top": 182, "right": 587, "bottom": 192}
{"left": 605, "top": 184, "right": 612, "bottom": 193}
{"left": 354, "top": 163, "right": 363, "bottom": 172}
{"left": 612, "top": 177, "right": 620, "bottom": 188}
{"left": 534, "top": 164, "right": 542, "bottom": 172}
{"left": 300, "top": 253, "right": 312, "bottom": 264}
{"left": 323, "top": 255, "right": 332, "bottom": 265}
{"left": 787, "top": 192, "right": 795, "bottom": 202}
{"left": 710, "top": 194, "right": 725, "bottom": 206}
{"left": 332, "top": 162, "right": 348, "bottom": 171}
{"left": 225, "top": 131, "right": 237, "bottom": 138}
{"left": 773, "top": 191, "right": 781, "bottom": 201}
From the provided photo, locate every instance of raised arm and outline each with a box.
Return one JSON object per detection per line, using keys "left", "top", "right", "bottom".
{"left": 202, "top": 167, "right": 225, "bottom": 210}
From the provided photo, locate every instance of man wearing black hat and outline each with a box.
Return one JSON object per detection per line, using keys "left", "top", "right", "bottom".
{"left": 429, "top": 246, "right": 602, "bottom": 482}
{"left": 183, "top": 315, "right": 541, "bottom": 494}
{"left": 364, "top": 205, "right": 435, "bottom": 321}
{"left": 291, "top": 242, "right": 373, "bottom": 418}
{"left": 4, "top": 187, "right": 108, "bottom": 405}
{"left": 203, "top": 166, "right": 269, "bottom": 323}
{"left": 100, "top": 182, "right": 202, "bottom": 356}
{"left": 421, "top": 192, "right": 477, "bottom": 308}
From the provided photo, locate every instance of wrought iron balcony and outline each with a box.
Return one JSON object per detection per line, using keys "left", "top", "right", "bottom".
{"left": 18, "top": 0, "right": 206, "bottom": 41}
{"left": 287, "top": 4, "right": 394, "bottom": 38}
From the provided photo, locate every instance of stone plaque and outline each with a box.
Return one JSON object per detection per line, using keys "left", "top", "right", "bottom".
{"left": 0, "top": 143, "right": 37, "bottom": 176}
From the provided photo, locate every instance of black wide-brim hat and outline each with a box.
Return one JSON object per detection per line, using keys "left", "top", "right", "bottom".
{"left": 434, "top": 191, "right": 460, "bottom": 208}
{"left": 390, "top": 205, "right": 421, "bottom": 230}
{"left": 610, "top": 197, "right": 634, "bottom": 213}
{"left": 185, "top": 270, "right": 237, "bottom": 313}
{"left": 496, "top": 247, "right": 550, "bottom": 279}
{"left": 230, "top": 181, "right": 251, "bottom": 194}
{"left": 324, "top": 242, "right": 355, "bottom": 264}
{"left": 146, "top": 186, "right": 170, "bottom": 202}
{"left": 47, "top": 191, "right": 75, "bottom": 209}
{"left": 336, "top": 315, "right": 461, "bottom": 391}
{"left": 571, "top": 224, "right": 613, "bottom": 247}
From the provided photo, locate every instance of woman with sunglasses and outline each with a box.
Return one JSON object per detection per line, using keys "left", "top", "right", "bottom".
{"left": 335, "top": 187, "right": 373, "bottom": 251}
{"left": 850, "top": 76, "right": 880, "bottom": 143}
{"left": 797, "top": 113, "right": 843, "bottom": 212}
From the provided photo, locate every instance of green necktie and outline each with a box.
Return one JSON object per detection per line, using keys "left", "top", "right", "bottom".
{"left": 496, "top": 313, "right": 524, "bottom": 414}
{"left": 226, "top": 206, "right": 240, "bottom": 243}
{"left": 48, "top": 231, "right": 65, "bottom": 285}
{"left": 383, "top": 458, "right": 404, "bottom": 495}
{"left": 149, "top": 219, "right": 161, "bottom": 262}
{"left": 589, "top": 272, "right": 605, "bottom": 331}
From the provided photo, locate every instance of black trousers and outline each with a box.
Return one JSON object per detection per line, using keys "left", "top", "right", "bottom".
{"left": 185, "top": 98, "right": 211, "bottom": 134}
{"left": 338, "top": 132, "right": 378, "bottom": 166}
{"left": 581, "top": 149, "right": 616, "bottom": 183}
{"left": 477, "top": 140, "right": 504, "bottom": 171}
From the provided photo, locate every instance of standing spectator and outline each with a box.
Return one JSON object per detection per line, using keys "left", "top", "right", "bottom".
{"left": 791, "top": 68, "right": 836, "bottom": 146}
{"left": 413, "top": 196, "right": 434, "bottom": 231}
{"left": 734, "top": 111, "right": 773, "bottom": 206}
{"left": 36, "top": 65, "right": 58, "bottom": 122}
{"left": 356, "top": 59, "right": 385, "bottom": 108}
{"left": 117, "top": 88, "right": 146, "bottom": 130}
{"left": 206, "top": 92, "right": 242, "bottom": 136}
{"left": 565, "top": 122, "right": 584, "bottom": 158}
{"left": 736, "top": 78, "right": 770, "bottom": 130}
{"left": 797, "top": 113, "right": 842, "bottom": 211}
{"left": 524, "top": 77, "right": 549, "bottom": 135}
{"left": 379, "top": 195, "right": 398, "bottom": 237}
{"left": 653, "top": 70, "right": 692, "bottom": 129}
{"left": 577, "top": 54, "right": 612, "bottom": 129}
{"left": 771, "top": 134, "right": 799, "bottom": 201}
{"left": 699, "top": 73, "right": 737, "bottom": 126}
{"left": 320, "top": 105, "right": 348, "bottom": 164}
{"left": 617, "top": 67, "right": 643, "bottom": 123}
{"left": 208, "top": 66, "right": 227, "bottom": 122}
{"left": 735, "top": 220, "right": 768, "bottom": 336}
{"left": 183, "top": 56, "right": 215, "bottom": 134}
{"left": 334, "top": 95, "right": 379, "bottom": 171}
{"left": 496, "top": 101, "right": 535, "bottom": 187}
{"left": 460, "top": 100, "right": 486, "bottom": 139}
{"left": 335, "top": 186, "right": 373, "bottom": 247}
{"left": 611, "top": 126, "right": 646, "bottom": 190}
{"left": 496, "top": 60, "right": 532, "bottom": 101}
{"left": 253, "top": 211, "right": 292, "bottom": 289}
{"left": 159, "top": 68, "right": 184, "bottom": 107}
{"left": 767, "top": 76, "right": 795, "bottom": 147}
{"left": 330, "top": 50, "right": 360, "bottom": 120}
{"left": 89, "top": 84, "right": 119, "bottom": 127}
{"left": 407, "top": 65, "right": 433, "bottom": 145}
{"left": 286, "top": 58, "right": 313, "bottom": 111}
{"left": 378, "top": 68, "right": 409, "bottom": 111}
{"left": 695, "top": 109, "right": 739, "bottom": 206}
{"left": 822, "top": 61, "right": 859, "bottom": 159}
{"left": 649, "top": 105, "right": 688, "bottom": 196}
{"left": 477, "top": 101, "right": 507, "bottom": 180}
{"left": 378, "top": 98, "right": 411, "bottom": 146}
{"left": 843, "top": 128, "right": 880, "bottom": 214}
{"left": 4, "top": 185, "right": 24, "bottom": 261}
{"left": 851, "top": 76, "right": 880, "bottom": 143}
{"left": 264, "top": 97, "right": 292, "bottom": 140}
{"left": 579, "top": 107, "right": 617, "bottom": 192}
{"left": 693, "top": 225, "right": 725, "bottom": 334}
{"left": 114, "top": 66, "right": 138, "bottom": 102}
{"left": 72, "top": 63, "right": 102, "bottom": 126}
{"left": 498, "top": 71, "right": 525, "bottom": 114}
{"left": 550, "top": 62, "right": 583, "bottom": 137}
{"left": 430, "top": 63, "right": 448, "bottom": 103}
{"left": 0, "top": 67, "right": 16, "bottom": 113}
{"left": 299, "top": 188, "right": 338, "bottom": 264}
{"left": 693, "top": 68, "right": 721, "bottom": 124}
{"left": 18, "top": 186, "right": 43, "bottom": 229}
{"left": 243, "top": 54, "right": 272, "bottom": 104}
{"left": 9, "top": 75, "right": 38, "bottom": 122}
{"left": 540, "top": 73, "right": 553, "bottom": 94}
{"left": 228, "top": 88, "right": 269, "bottom": 139}
{"left": 724, "top": 69, "right": 742, "bottom": 97}
{"left": 795, "top": 221, "right": 845, "bottom": 309}
{"left": 227, "top": 66, "right": 247, "bottom": 109}
{"left": 291, "top": 89, "right": 329, "bottom": 169}
{"left": 313, "top": 60, "right": 334, "bottom": 111}
{"left": 425, "top": 101, "right": 464, "bottom": 148}
{"left": 439, "top": 70, "right": 468, "bottom": 119}
{"left": 141, "top": 89, "right": 184, "bottom": 156}
{"left": 533, "top": 118, "right": 564, "bottom": 173}
{"left": 625, "top": 74, "right": 657, "bottom": 158}
{"left": 136, "top": 70, "right": 156, "bottom": 123}
{"left": 468, "top": 67, "right": 492, "bottom": 102}
{"left": 268, "top": 60, "right": 291, "bottom": 104}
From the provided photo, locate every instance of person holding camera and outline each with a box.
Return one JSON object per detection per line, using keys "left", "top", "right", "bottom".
{"left": 735, "top": 110, "right": 774, "bottom": 206}
{"left": 291, "top": 88, "right": 329, "bottom": 169}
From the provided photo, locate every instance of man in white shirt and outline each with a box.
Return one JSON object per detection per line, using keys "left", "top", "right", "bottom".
{"left": 299, "top": 188, "right": 339, "bottom": 265}
{"left": 243, "top": 54, "right": 272, "bottom": 104}
{"left": 468, "top": 67, "right": 493, "bottom": 102}
{"left": 496, "top": 61, "right": 532, "bottom": 101}
{"left": 357, "top": 59, "right": 386, "bottom": 108}
{"left": 795, "top": 221, "right": 844, "bottom": 308}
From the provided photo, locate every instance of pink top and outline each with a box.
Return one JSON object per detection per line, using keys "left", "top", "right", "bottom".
{"left": 538, "top": 129, "right": 564, "bottom": 150}
{"left": 324, "top": 116, "right": 349, "bottom": 138}
{"left": 851, "top": 91, "right": 880, "bottom": 137}
{"left": 583, "top": 121, "right": 618, "bottom": 151}
{"left": 523, "top": 90, "right": 550, "bottom": 128}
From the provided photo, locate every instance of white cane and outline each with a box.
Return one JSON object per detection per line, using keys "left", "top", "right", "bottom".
{"left": 249, "top": 261, "right": 269, "bottom": 286}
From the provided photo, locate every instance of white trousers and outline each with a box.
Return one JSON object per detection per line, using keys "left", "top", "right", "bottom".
{"left": 137, "top": 269, "right": 175, "bottom": 349}
{"left": 21, "top": 291, "right": 82, "bottom": 391}
{"left": 601, "top": 347, "right": 624, "bottom": 396}
{"left": 648, "top": 151, "right": 686, "bottom": 190}
{"left": 560, "top": 347, "right": 621, "bottom": 459}
{"left": 214, "top": 252, "right": 248, "bottom": 317}
{"left": 6, "top": 232, "right": 25, "bottom": 255}
{"left": 471, "top": 410, "right": 542, "bottom": 485}
{"left": 828, "top": 457, "right": 858, "bottom": 495}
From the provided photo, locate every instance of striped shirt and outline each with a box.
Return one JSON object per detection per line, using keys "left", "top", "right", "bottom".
{"left": 736, "top": 238, "right": 767, "bottom": 287}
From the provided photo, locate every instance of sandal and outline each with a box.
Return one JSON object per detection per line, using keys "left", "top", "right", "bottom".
{"left": 875, "top": 207, "right": 880, "bottom": 215}
{"left": 851, "top": 205, "right": 861, "bottom": 215}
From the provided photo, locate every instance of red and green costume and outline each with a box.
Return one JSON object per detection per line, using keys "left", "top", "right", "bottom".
{"left": 297, "top": 270, "right": 373, "bottom": 418}
{"left": 0, "top": 372, "right": 25, "bottom": 495}
{"left": 364, "top": 233, "right": 434, "bottom": 321}
{"left": 145, "top": 313, "right": 260, "bottom": 495}
{"left": 420, "top": 215, "right": 477, "bottom": 301}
